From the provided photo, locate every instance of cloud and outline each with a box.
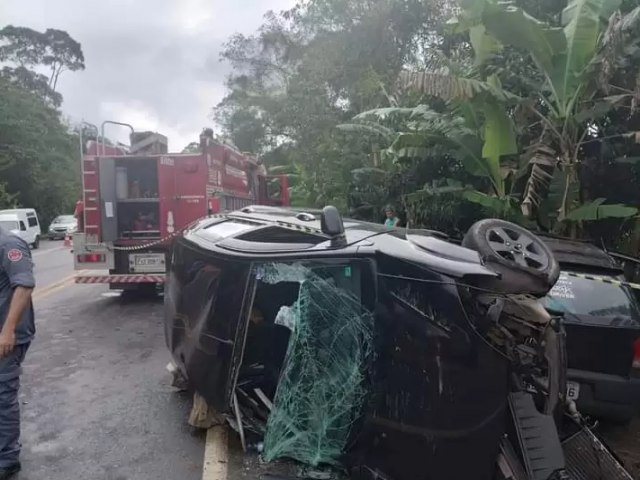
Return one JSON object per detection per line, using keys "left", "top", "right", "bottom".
{"left": 2, "top": 0, "right": 296, "bottom": 150}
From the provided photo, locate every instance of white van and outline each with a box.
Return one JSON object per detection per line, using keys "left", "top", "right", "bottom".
{"left": 0, "top": 209, "right": 42, "bottom": 249}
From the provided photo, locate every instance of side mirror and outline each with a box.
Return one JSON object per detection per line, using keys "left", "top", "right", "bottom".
{"left": 321, "top": 206, "right": 346, "bottom": 247}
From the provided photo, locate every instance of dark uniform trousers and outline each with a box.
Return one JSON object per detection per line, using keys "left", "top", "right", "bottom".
{"left": 0, "top": 343, "right": 29, "bottom": 468}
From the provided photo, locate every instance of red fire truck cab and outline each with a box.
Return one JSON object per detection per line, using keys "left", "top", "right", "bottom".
{"left": 74, "top": 129, "right": 289, "bottom": 289}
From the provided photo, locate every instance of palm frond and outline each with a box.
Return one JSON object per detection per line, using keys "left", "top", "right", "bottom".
{"left": 593, "top": 6, "right": 640, "bottom": 92}
{"left": 397, "top": 71, "right": 520, "bottom": 103}
{"left": 565, "top": 198, "right": 638, "bottom": 221}
{"left": 520, "top": 143, "right": 558, "bottom": 217}
{"left": 335, "top": 121, "right": 396, "bottom": 141}
{"left": 353, "top": 105, "right": 437, "bottom": 121}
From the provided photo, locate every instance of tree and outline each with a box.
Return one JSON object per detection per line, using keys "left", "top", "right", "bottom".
{"left": 0, "top": 25, "right": 85, "bottom": 104}
{"left": 448, "top": 0, "right": 640, "bottom": 227}
{"left": 0, "top": 66, "right": 62, "bottom": 107}
{"left": 42, "top": 28, "right": 85, "bottom": 91}
{"left": 381, "top": 0, "right": 640, "bottom": 235}
{"left": 217, "top": 0, "right": 640, "bottom": 244}
{"left": 215, "top": 0, "right": 456, "bottom": 212}
{"left": 182, "top": 142, "right": 200, "bottom": 153}
{"left": 0, "top": 78, "right": 80, "bottom": 223}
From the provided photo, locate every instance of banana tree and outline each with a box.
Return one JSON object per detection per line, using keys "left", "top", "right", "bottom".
{"left": 451, "top": 0, "right": 640, "bottom": 225}
{"left": 337, "top": 99, "right": 525, "bottom": 219}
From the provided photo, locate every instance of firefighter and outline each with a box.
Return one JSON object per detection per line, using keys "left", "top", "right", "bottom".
{"left": 0, "top": 224, "right": 35, "bottom": 479}
{"left": 74, "top": 197, "right": 84, "bottom": 233}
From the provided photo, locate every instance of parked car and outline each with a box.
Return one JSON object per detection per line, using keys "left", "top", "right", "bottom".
{"left": 0, "top": 208, "right": 42, "bottom": 248}
{"left": 539, "top": 236, "right": 640, "bottom": 423}
{"left": 164, "top": 207, "right": 632, "bottom": 480}
{"left": 48, "top": 214, "right": 78, "bottom": 240}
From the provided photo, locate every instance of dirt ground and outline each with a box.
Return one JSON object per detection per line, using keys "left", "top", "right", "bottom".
{"left": 600, "top": 417, "right": 640, "bottom": 479}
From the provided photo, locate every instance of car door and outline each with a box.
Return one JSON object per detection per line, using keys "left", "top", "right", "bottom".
{"left": 355, "top": 256, "right": 509, "bottom": 480}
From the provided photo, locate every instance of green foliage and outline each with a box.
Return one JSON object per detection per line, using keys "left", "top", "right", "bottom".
{"left": 215, "top": 0, "right": 454, "bottom": 220}
{"left": 181, "top": 142, "right": 200, "bottom": 153}
{"left": 0, "top": 183, "right": 18, "bottom": 209}
{"left": 566, "top": 198, "right": 638, "bottom": 221}
{"left": 0, "top": 66, "right": 62, "bottom": 107}
{"left": 216, "top": 0, "right": 640, "bottom": 243}
{"left": 0, "top": 78, "right": 80, "bottom": 224}
{"left": 0, "top": 26, "right": 85, "bottom": 225}
{"left": 452, "top": 0, "right": 640, "bottom": 230}
{"left": 0, "top": 25, "right": 85, "bottom": 92}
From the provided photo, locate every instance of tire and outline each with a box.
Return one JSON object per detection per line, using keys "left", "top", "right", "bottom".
{"left": 462, "top": 219, "right": 559, "bottom": 296}
{"left": 32, "top": 236, "right": 40, "bottom": 250}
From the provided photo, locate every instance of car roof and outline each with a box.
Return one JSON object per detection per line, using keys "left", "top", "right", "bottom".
{"left": 538, "top": 234, "right": 620, "bottom": 271}
{"left": 181, "top": 206, "right": 498, "bottom": 280}
{"left": 0, "top": 209, "right": 35, "bottom": 216}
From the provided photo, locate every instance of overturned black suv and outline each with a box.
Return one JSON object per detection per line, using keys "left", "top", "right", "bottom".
{"left": 165, "top": 206, "right": 634, "bottom": 480}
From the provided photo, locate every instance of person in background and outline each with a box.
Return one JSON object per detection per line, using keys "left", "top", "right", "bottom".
{"left": 0, "top": 224, "right": 35, "bottom": 479}
{"left": 73, "top": 197, "right": 84, "bottom": 233}
{"left": 256, "top": 158, "right": 267, "bottom": 177}
{"left": 133, "top": 212, "right": 155, "bottom": 231}
{"left": 384, "top": 206, "right": 400, "bottom": 228}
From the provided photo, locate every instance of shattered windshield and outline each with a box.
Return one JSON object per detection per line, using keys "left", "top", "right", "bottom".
{"left": 233, "top": 261, "right": 373, "bottom": 467}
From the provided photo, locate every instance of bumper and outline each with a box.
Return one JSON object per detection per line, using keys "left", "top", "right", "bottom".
{"left": 75, "top": 274, "right": 165, "bottom": 284}
{"left": 568, "top": 368, "right": 640, "bottom": 421}
{"left": 49, "top": 232, "right": 68, "bottom": 239}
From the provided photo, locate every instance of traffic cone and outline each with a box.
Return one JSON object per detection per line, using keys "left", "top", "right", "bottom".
{"left": 64, "top": 234, "right": 72, "bottom": 248}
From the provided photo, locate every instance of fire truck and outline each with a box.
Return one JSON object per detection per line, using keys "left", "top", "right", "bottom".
{"left": 74, "top": 127, "right": 289, "bottom": 289}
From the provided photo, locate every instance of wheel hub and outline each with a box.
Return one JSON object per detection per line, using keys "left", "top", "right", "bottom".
{"left": 485, "top": 226, "right": 549, "bottom": 270}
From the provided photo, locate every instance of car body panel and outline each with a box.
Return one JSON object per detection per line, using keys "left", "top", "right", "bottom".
{"left": 165, "top": 211, "right": 511, "bottom": 480}
{"left": 541, "top": 237, "right": 640, "bottom": 420}
{"left": 349, "top": 257, "right": 508, "bottom": 480}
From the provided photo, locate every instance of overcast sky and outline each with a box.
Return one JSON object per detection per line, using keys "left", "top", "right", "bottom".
{"left": 1, "top": 0, "right": 296, "bottom": 150}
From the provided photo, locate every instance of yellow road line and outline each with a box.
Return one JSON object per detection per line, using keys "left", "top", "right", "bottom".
{"left": 202, "top": 426, "right": 228, "bottom": 480}
{"left": 33, "top": 272, "right": 83, "bottom": 301}
{"left": 32, "top": 246, "right": 66, "bottom": 257}
{"left": 33, "top": 278, "right": 75, "bottom": 301}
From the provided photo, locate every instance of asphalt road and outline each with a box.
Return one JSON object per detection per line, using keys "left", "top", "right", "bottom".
{"left": 14, "top": 241, "right": 205, "bottom": 480}
{"left": 32, "top": 240, "right": 73, "bottom": 290}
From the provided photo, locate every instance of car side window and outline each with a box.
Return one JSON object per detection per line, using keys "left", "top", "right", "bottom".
{"left": 28, "top": 217, "right": 38, "bottom": 227}
{"left": 19, "top": 221, "right": 26, "bottom": 231}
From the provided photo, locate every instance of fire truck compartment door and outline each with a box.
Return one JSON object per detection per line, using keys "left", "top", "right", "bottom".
{"left": 99, "top": 157, "right": 118, "bottom": 242}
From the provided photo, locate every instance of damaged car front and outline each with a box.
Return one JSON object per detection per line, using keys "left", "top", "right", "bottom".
{"left": 164, "top": 207, "right": 634, "bottom": 480}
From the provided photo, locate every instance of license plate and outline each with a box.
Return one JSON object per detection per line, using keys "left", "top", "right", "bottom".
{"left": 567, "top": 381, "right": 580, "bottom": 400}
{"left": 129, "top": 253, "right": 165, "bottom": 273}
